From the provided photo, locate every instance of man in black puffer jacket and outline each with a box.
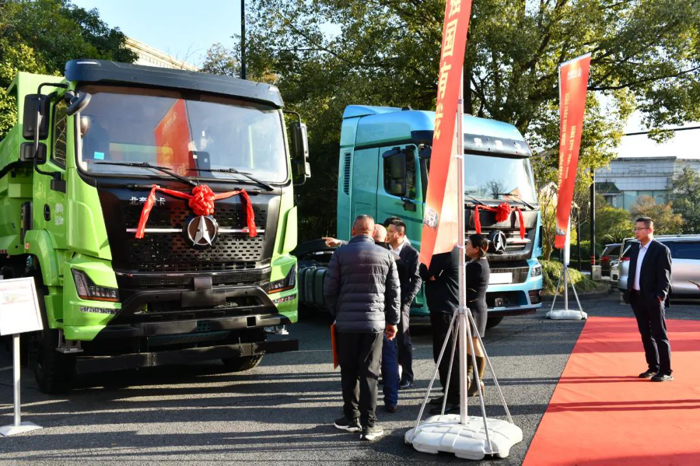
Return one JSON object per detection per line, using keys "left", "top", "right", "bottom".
{"left": 325, "top": 214, "right": 400, "bottom": 441}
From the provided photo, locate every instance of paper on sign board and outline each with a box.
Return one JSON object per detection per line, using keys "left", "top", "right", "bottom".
{"left": 0, "top": 278, "right": 43, "bottom": 336}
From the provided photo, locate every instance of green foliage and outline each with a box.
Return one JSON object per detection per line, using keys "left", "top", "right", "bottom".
{"left": 630, "top": 195, "right": 684, "bottom": 235}
{"left": 209, "top": 0, "right": 700, "bottom": 239}
{"left": 0, "top": 0, "right": 136, "bottom": 138}
{"left": 201, "top": 43, "right": 239, "bottom": 77}
{"left": 541, "top": 260, "right": 607, "bottom": 295}
{"left": 671, "top": 166, "right": 700, "bottom": 234}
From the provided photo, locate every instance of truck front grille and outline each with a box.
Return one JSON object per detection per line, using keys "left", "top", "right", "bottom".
{"left": 120, "top": 204, "right": 267, "bottom": 272}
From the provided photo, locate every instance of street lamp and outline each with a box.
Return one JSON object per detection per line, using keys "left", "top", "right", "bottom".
{"left": 241, "top": 0, "right": 246, "bottom": 80}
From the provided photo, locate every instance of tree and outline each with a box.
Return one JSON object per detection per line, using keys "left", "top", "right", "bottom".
{"left": 219, "top": 0, "right": 700, "bottom": 239}
{"left": 671, "top": 166, "right": 700, "bottom": 234}
{"left": 630, "top": 195, "right": 684, "bottom": 235}
{"left": 201, "top": 43, "right": 239, "bottom": 77}
{"left": 538, "top": 182, "right": 558, "bottom": 261}
{"left": 0, "top": 0, "right": 136, "bottom": 138}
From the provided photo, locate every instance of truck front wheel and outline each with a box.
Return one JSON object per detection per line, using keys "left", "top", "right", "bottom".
{"left": 221, "top": 355, "right": 264, "bottom": 372}
{"left": 28, "top": 328, "right": 76, "bottom": 394}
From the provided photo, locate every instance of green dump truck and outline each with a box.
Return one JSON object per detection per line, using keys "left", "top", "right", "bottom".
{"left": 0, "top": 60, "right": 309, "bottom": 393}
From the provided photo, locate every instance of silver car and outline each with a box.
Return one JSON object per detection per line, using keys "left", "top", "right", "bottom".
{"left": 618, "top": 235, "right": 700, "bottom": 300}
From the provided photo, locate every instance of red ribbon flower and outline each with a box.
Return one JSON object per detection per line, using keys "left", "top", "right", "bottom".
{"left": 135, "top": 184, "right": 257, "bottom": 239}
{"left": 473, "top": 202, "right": 525, "bottom": 240}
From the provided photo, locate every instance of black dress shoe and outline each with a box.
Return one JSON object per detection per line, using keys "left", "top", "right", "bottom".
{"left": 639, "top": 369, "right": 658, "bottom": 378}
{"left": 399, "top": 380, "right": 414, "bottom": 390}
{"left": 428, "top": 396, "right": 444, "bottom": 406}
{"left": 651, "top": 374, "right": 674, "bottom": 382}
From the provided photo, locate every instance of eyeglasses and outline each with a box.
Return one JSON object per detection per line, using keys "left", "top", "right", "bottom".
{"left": 632, "top": 227, "right": 649, "bottom": 232}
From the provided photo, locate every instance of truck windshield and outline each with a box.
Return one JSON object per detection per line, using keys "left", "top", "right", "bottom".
{"left": 76, "top": 85, "right": 288, "bottom": 183}
{"left": 464, "top": 153, "right": 537, "bottom": 204}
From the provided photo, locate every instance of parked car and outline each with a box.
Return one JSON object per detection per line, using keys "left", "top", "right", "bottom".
{"left": 600, "top": 243, "right": 622, "bottom": 277}
{"left": 618, "top": 235, "right": 700, "bottom": 300}
{"left": 610, "top": 259, "right": 620, "bottom": 281}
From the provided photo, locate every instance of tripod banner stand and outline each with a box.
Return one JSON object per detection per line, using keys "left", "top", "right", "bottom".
{"left": 407, "top": 1, "right": 522, "bottom": 458}
{"left": 0, "top": 277, "right": 44, "bottom": 437}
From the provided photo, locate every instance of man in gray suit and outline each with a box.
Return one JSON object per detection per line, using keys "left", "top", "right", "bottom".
{"left": 324, "top": 215, "right": 400, "bottom": 441}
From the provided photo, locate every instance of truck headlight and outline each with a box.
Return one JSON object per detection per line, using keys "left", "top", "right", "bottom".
{"left": 531, "top": 264, "right": 542, "bottom": 277}
{"left": 72, "top": 269, "right": 119, "bottom": 302}
{"left": 269, "top": 264, "right": 297, "bottom": 294}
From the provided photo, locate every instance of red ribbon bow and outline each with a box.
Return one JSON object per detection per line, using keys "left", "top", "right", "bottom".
{"left": 473, "top": 202, "right": 525, "bottom": 240}
{"left": 135, "top": 184, "right": 257, "bottom": 239}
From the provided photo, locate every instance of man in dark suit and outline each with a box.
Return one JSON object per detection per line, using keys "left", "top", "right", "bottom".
{"left": 625, "top": 216, "right": 673, "bottom": 382}
{"left": 385, "top": 218, "right": 422, "bottom": 389}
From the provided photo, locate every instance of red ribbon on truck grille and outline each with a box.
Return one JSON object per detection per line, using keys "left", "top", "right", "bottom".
{"left": 135, "top": 184, "right": 257, "bottom": 239}
{"left": 474, "top": 202, "right": 525, "bottom": 240}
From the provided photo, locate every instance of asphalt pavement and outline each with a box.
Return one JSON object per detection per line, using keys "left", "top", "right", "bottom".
{"left": 1, "top": 291, "right": 697, "bottom": 465}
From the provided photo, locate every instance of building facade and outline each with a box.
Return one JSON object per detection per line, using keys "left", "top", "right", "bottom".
{"left": 125, "top": 38, "right": 198, "bottom": 71}
{"left": 596, "top": 156, "right": 700, "bottom": 210}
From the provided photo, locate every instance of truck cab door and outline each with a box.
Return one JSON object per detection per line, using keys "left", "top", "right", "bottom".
{"left": 377, "top": 145, "right": 423, "bottom": 244}
{"left": 33, "top": 98, "right": 69, "bottom": 251}
{"left": 348, "top": 147, "right": 380, "bottom": 234}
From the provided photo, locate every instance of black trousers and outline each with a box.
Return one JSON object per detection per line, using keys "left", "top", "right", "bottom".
{"left": 430, "top": 311, "right": 460, "bottom": 404}
{"left": 630, "top": 291, "right": 672, "bottom": 375}
{"left": 397, "top": 314, "right": 413, "bottom": 383}
{"left": 337, "top": 332, "right": 383, "bottom": 426}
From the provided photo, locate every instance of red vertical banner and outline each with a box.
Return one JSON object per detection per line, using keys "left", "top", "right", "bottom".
{"left": 419, "top": 0, "right": 473, "bottom": 267}
{"left": 555, "top": 54, "right": 591, "bottom": 249}
{"left": 155, "top": 99, "right": 192, "bottom": 177}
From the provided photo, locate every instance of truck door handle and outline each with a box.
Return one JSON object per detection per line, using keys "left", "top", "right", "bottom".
{"left": 400, "top": 198, "right": 416, "bottom": 212}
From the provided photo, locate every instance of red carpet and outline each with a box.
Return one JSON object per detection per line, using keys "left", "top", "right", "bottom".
{"left": 523, "top": 317, "right": 700, "bottom": 466}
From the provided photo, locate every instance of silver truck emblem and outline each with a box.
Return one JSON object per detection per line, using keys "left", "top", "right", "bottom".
{"left": 488, "top": 230, "right": 507, "bottom": 254}
{"left": 187, "top": 215, "right": 218, "bottom": 247}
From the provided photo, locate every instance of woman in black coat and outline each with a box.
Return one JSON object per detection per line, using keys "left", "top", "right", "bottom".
{"left": 465, "top": 234, "right": 490, "bottom": 396}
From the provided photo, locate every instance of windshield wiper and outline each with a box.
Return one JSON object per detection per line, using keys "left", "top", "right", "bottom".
{"left": 464, "top": 193, "right": 487, "bottom": 207}
{"left": 497, "top": 192, "right": 535, "bottom": 210}
{"left": 188, "top": 167, "right": 274, "bottom": 192}
{"left": 95, "top": 161, "right": 198, "bottom": 187}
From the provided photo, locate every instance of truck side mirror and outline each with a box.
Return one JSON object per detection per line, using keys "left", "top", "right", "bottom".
{"left": 22, "top": 94, "right": 50, "bottom": 140}
{"left": 64, "top": 91, "right": 92, "bottom": 116}
{"left": 383, "top": 148, "right": 407, "bottom": 197}
{"left": 291, "top": 122, "right": 311, "bottom": 185}
{"left": 419, "top": 145, "right": 432, "bottom": 159}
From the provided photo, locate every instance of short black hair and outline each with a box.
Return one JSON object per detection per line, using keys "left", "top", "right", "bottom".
{"left": 635, "top": 217, "right": 653, "bottom": 229}
{"left": 468, "top": 234, "right": 489, "bottom": 258}
{"left": 388, "top": 219, "right": 406, "bottom": 234}
{"left": 383, "top": 216, "right": 402, "bottom": 228}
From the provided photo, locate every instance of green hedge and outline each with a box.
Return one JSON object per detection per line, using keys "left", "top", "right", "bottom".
{"left": 541, "top": 260, "right": 608, "bottom": 295}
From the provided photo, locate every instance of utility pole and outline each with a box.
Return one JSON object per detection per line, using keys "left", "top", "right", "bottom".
{"left": 241, "top": 0, "right": 246, "bottom": 80}
{"left": 576, "top": 207, "right": 582, "bottom": 271}
{"left": 590, "top": 172, "right": 596, "bottom": 266}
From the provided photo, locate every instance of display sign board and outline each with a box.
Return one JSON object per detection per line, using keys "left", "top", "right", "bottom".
{"left": 0, "top": 278, "right": 43, "bottom": 336}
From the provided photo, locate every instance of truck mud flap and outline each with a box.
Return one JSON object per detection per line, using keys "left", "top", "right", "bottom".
{"left": 74, "top": 339, "right": 298, "bottom": 374}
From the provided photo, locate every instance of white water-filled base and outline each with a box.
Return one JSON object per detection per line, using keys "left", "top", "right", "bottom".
{"left": 0, "top": 421, "right": 42, "bottom": 437}
{"left": 546, "top": 309, "right": 588, "bottom": 320}
{"left": 406, "top": 415, "right": 523, "bottom": 460}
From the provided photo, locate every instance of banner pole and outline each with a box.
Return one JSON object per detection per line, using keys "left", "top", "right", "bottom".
{"left": 564, "top": 216, "right": 571, "bottom": 312}
{"left": 13, "top": 334, "right": 21, "bottom": 427}
{"left": 456, "top": 69, "right": 468, "bottom": 426}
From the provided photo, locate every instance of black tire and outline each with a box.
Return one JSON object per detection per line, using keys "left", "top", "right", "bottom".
{"left": 486, "top": 316, "right": 504, "bottom": 330}
{"left": 28, "top": 328, "right": 76, "bottom": 394}
{"left": 28, "top": 275, "right": 75, "bottom": 394}
{"left": 221, "top": 355, "right": 264, "bottom": 372}
{"left": 220, "top": 328, "right": 265, "bottom": 372}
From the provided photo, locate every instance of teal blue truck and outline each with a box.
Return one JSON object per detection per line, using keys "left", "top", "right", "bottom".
{"left": 296, "top": 105, "right": 543, "bottom": 328}
{"left": 0, "top": 60, "right": 309, "bottom": 393}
